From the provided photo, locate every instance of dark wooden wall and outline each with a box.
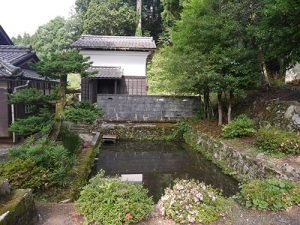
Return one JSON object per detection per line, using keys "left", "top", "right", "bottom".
{"left": 81, "top": 76, "right": 147, "bottom": 102}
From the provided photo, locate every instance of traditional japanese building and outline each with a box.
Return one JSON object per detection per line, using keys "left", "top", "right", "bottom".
{"left": 72, "top": 35, "right": 156, "bottom": 102}
{"left": 0, "top": 25, "right": 57, "bottom": 142}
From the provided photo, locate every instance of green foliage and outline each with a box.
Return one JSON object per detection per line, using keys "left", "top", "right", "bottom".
{"left": 31, "top": 17, "right": 73, "bottom": 59}
{"left": 0, "top": 159, "right": 51, "bottom": 191}
{"left": 9, "top": 108, "right": 53, "bottom": 136}
{"left": 234, "top": 179, "right": 300, "bottom": 211}
{"left": 8, "top": 138, "right": 75, "bottom": 186}
{"left": 60, "top": 125, "right": 81, "bottom": 155}
{"left": 82, "top": 0, "right": 136, "bottom": 36}
{"left": 255, "top": 128, "right": 300, "bottom": 155}
{"left": 65, "top": 101, "right": 102, "bottom": 123}
{"left": 160, "top": 179, "right": 228, "bottom": 224}
{"left": 221, "top": 115, "right": 256, "bottom": 139}
{"left": 171, "top": 121, "right": 189, "bottom": 140}
{"left": 32, "top": 51, "right": 91, "bottom": 80}
{"left": 7, "top": 88, "right": 52, "bottom": 105}
{"left": 76, "top": 171, "right": 153, "bottom": 225}
{"left": 8, "top": 88, "right": 57, "bottom": 136}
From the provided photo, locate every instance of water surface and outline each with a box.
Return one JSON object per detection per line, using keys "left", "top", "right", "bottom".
{"left": 92, "top": 141, "right": 239, "bottom": 202}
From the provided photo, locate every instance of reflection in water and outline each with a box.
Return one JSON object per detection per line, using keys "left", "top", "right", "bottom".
{"left": 92, "top": 141, "right": 239, "bottom": 202}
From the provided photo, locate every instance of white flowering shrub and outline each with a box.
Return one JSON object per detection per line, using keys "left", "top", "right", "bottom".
{"left": 160, "top": 179, "right": 228, "bottom": 224}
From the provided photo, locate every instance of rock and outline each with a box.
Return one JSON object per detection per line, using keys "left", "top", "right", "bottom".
{"left": 256, "top": 153, "right": 265, "bottom": 160}
{"left": 0, "top": 179, "right": 10, "bottom": 198}
{"left": 283, "top": 164, "right": 295, "bottom": 174}
{"left": 292, "top": 113, "right": 300, "bottom": 125}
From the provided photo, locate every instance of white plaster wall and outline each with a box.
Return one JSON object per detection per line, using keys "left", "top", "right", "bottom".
{"left": 80, "top": 50, "right": 150, "bottom": 77}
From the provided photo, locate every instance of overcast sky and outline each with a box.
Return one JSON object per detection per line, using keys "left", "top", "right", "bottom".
{"left": 0, "top": 0, "right": 75, "bottom": 38}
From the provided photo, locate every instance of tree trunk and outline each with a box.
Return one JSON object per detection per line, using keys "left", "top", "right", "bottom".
{"left": 135, "top": 0, "right": 142, "bottom": 36}
{"left": 50, "top": 75, "right": 67, "bottom": 141}
{"left": 203, "top": 87, "right": 210, "bottom": 119}
{"left": 227, "top": 91, "right": 233, "bottom": 123}
{"left": 257, "top": 46, "right": 270, "bottom": 87}
{"left": 217, "top": 91, "right": 223, "bottom": 126}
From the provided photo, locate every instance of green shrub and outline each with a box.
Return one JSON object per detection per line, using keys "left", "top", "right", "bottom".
{"left": 76, "top": 171, "right": 153, "bottom": 225}
{"left": 221, "top": 114, "right": 256, "bottom": 138}
{"left": 8, "top": 138, "right": 74, "bottom": 186}
{"left": 256, "top": 128, "right": 300, "bottom": 155}
{"left": 60, "top": 125, "right": 81, "bottom": 155}
{"left": 0, "top": 159, "right": 52, "bottom": 191}
{"left": 234, "top": 179, "right": 300, "bottom": 211}
{"left": 160, "top": 179, "right": 228, "bottom": 224}
{"left": 9, "top": 109, "right": 53, "bottom": 136}
{"left": 65, "top": 101, "right": 102, "bottom": 123}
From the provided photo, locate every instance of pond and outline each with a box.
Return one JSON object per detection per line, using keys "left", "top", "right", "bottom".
{"left": 92, "top": 141, "right": 239, "bottom": 202}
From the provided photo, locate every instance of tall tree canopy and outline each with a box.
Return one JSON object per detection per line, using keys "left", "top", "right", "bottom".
{"left": 82, "top": 0, "right": 136, "bottom": 36}
{"left": 31, "top": 17, "right": 73, "bottom": 59}
{"left": 149, "top": 0, "right": 261, "bottom": 124}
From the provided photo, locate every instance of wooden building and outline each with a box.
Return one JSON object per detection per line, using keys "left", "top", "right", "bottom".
{"left": 0, "top": 25, "right": 57, "bottom": 142}
{"left": 72, "top": 35, "right": 156, "bottom": 102}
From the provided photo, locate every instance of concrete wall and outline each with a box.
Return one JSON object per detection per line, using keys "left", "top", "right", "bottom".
{"left": 80, "top": 50, "right": 150, "bottom": 77}
{"left": 97, "top": 94, "right": 200, "bottom": 121}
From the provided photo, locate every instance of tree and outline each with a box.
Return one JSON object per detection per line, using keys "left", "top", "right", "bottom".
{"left": 159, "top": 0, "right": 185, "bottom": 45}
{"left": 8, "top": 88, "right": 57, "bottom": 136}
{"left": 135, "top": 0, "right": 142, "bottom": 36}
{"left": 149, "top": 0, "right": 260, "bottom": 124}
{"left": 31, "top": 17, "right": 73, "bottom": 59}
{"left": 31, "top": 50, "right": 91, "bottom": 139}
{"left": 11, "top": 33, "right": 32, "bottom": 46}
{"left": 82, "top": 0, "right": 136, "bottom": 36}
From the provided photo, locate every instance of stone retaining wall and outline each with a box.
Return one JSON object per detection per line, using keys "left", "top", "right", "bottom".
{"left": 185, "top": 126, "right": 300, "bottom": 182}
{"left": 0, "top": 189, "right": 36, "bottom": 225}
{"left": 97, "top": 95, "right": 200, "bottom": 121}
{"left": 93, "top": 122, "right": 177, "bottom": 141}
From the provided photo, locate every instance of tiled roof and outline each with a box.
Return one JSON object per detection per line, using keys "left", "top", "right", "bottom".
{"left": 89, "top": 66, "right": 123, "bottom": 79}
{"left": 72, "top": 35, "right": 156, "bottom": 51}
{"left": 0, "top": 25, "right": 13, "bottom": 45}
{"left": 0, "top": 46, "right": 57, "bottom": 82}
{"left": 0, "top": 45, "right": 37, "bottom": 65}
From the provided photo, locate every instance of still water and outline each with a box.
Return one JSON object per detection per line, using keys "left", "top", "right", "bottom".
{"left": 92, "top": 141, "right": 239, "bottom": 202}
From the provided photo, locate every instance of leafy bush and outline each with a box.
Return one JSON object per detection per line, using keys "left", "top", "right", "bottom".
{"left": 0, "top": 159, "right": 52, "bottom": 191}
{"left": 172, "top": 121, "right": 189, "bottom": 139}
{"left": 65, "top": 101, "right": 102, "bottom": 123}
{"left": 9, "top": 108, "right": 53, "bottom": 136}
{"left": 160, "top": 179, "right": 228, "bottom": 224}
{"left": 256, "top": 128, "right": 300, "bottom": 155}
{"left": 234, "top": 179, "right": 300, "bottom": 211}
{"left": 221, "top": 114, "right": 256, "bottom": 138}
{"left": 76, "top": 171, "right": 153, "bottom": 225}
{"left": 60, "top": 125, "right": 81, "bottom": 155}
{"left": 8, "top": 138, "right": 74, "bottom": 186}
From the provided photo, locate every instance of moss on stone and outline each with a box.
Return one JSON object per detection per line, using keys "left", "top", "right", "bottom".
{"left": 0, "top": 189, "right": 36, "bottom": 225}
{"left": 68, "top": 143, "right": 99, "bottom": 200}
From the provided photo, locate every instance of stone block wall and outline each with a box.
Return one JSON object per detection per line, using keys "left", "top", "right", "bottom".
{"left": 185, "top": 126, "right": 300, "bottom": 182}
{"left": 97, "top": 95, "right": 200, "bottom": 121}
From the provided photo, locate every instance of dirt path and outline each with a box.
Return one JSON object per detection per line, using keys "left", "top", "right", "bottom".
{"left": 36, "top": 202, "right": 300, "bottom": 225}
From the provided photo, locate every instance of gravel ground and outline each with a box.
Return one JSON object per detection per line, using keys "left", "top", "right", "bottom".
{"left": 36, "top": 202, "right": 300, "bottom": 225}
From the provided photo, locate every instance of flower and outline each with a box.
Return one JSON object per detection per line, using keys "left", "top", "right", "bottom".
{"left": 125, "top": 213, "right": 132, "bottom": 220}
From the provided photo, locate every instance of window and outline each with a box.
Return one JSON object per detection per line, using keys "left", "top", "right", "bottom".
{"left": 25, "top": 104, "right": 33, "bottom": 114}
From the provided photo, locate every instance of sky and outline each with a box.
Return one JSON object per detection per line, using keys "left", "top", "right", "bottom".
{"left": 0, "top": 0, "right": 75, "bottom": 38}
